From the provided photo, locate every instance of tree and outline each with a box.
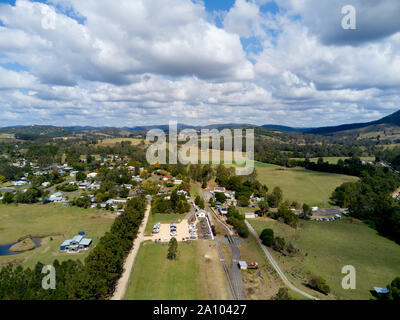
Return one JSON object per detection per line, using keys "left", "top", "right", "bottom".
{"left": 237, "top": 195, "right": 249, "bottom": 207}
{"left": 260, "top": 228, "right": 274, "bottom": 246}
{"left": 214, "top": 192, "right": 227, "bottom": 203}
{"left": 167, "top": 238, "right": 178, "bottom": 260}
{"left": 195, "top": 195, "right": 205, "bottom": 209}
{"left": 272, "top": 236, "right": 286, "bottom": 252}
{"left": 258, "top": 199, "right": 269, "bottom": 216}
{"left": 76, "top": 171, "right": 86, "bottom": 182}
{"left": 308, "top": 275, "right": 330, "bottom": 295}
{"left": 273, "top": 288, "right": 292, "bottom": 300}
{"left": 2, "top": 192, "right": 14, "bottom": 204}
{"left": 302, "top": 203, "right": 312, "bottom": 220}
{"left": 267, "top": 186, "right": 283, "bottom": 208}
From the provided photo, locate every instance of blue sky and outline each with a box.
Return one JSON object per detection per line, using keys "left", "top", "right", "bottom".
{"left": 0, "top": 0, "right": 400, "bottom": 127}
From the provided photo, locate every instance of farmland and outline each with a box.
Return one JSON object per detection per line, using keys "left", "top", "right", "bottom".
{"left": 0, "top": 204, "right": 115, "bottom": 269}
{"left": 255, "top": 165, "right": 359, "bottom": 207}
{"left": 98, "top": 137, "right": 148, "bottom": 146}
{"left": 249, "top": 218, "right": 400, "bottom": 300}
{"left": 124, "top": 240, "right": 229, "bottom": 300}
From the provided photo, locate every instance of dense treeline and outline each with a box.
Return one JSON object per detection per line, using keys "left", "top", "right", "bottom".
{"left": 331, "top": 167, "right": 400, "bottom": 244}
{"left": 0, "top": 196, "right": 146, "bottom": 300}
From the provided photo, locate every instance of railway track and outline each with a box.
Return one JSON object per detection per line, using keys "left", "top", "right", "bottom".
{"left": 215, "top": 237, "right": 237, "bottom": 300}
{"left": 209, "top": 206, "right": 244, "bottom": 300}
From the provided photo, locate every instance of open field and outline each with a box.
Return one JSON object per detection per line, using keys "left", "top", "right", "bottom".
{"left": 255, "top": 165, "right": 359, "bottom": 207}
{"left": 145, "top": 213, "right": 188, "bottom": 236}
{"left": 0, "top": 204, "right": 115, "bottom": 268}
{"left": 0, "top": 133, "right": 14, "bottom": 139}
{"left": 289, "top": 157, "right": 375, "bottom": 164}
{"left": 98, "top": 138, "right": 148, "bottom": 146}
{"left": 124, "top": 240, "right": 228, "bottom": 300}
{"left": 249, "top": 218, "right": 400, "bottom": 300}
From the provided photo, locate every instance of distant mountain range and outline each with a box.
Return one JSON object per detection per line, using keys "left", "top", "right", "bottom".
{"left": 1, "top": 110, "right": 400, "bottom": 137}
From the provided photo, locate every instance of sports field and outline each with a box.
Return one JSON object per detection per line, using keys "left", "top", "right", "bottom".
{"left": 124, "top": 241, "right": 228, "bottom": 300}
{"left": 249, "top": 218, "right": 400, "bottom": 300}
{"left": 255, "top": 165, "right": 359, "bottom": 207}
{"left": 0, "top": 204, "right": 115, "bottom": 268}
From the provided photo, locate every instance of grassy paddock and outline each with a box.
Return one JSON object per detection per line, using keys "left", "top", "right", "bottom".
{"left": 0, "top": 204, "right": 115, "bottom": 268}
{"left": 249, "top": 218, "right": 400, "bottom": 300}
{"left": 255, "top": 166, "right": 358, "bottom": 207}
{"left": 124, "top": 241, "right": 228, "bottom": 300}
{"left": 98, "top": 138, "right": 147, "bottom": 146}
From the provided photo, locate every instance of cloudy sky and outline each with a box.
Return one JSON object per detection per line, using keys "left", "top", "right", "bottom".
{"left": 0, "top": 0, "right": 399, "bottom": 128}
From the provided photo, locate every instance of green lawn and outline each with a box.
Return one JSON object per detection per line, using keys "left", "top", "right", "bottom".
{"left": 0, "top": 204, "right": 115, "bottom": 269}
{"left": 124, "top": 242, "right": 200, "bottom": 300}
{"left": 255, "top": 166, "right": 359, "bottom": 207}
{"left": 145, "top": 213, "right": 188, "bottom": 236}
{"left": 249, "top": 218, "right": 400, "bottom": 300}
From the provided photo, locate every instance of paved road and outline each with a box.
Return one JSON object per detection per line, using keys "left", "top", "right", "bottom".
{"left": 245, "top": 220, "right": 319, "bottom": 300}
{"left": 111, "top": 200, "right": 151, "bottom": 300}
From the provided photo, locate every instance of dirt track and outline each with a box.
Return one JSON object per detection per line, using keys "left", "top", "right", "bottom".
{"left": 111, "top": 201, "right": 151, "bottom": 300}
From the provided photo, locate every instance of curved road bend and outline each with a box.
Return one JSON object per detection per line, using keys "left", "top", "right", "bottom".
{"left": 245, "top": 220, "right": 319, "bottom": 300}
{"left": 111, "top": 200, "right": 152, "bottom": 300}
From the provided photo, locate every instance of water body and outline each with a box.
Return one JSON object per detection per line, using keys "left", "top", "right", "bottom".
{"left": 0, "top": 238, "right": 42, "bottom": 256}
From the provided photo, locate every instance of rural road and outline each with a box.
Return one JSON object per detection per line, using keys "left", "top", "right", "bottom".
{"left": 245, "top": 220, "right": 319, "bottom": 300}
{"left": 111, "top": 200, "right": 151, "bottom": 300}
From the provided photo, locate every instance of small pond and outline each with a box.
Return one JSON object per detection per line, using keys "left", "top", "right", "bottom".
{"left": 0, "top": 238, "right": 42, "bottom": 256}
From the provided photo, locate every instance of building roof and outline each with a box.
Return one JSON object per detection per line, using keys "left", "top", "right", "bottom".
{"left": 72, "top": 235, "right": 83, "bottom": 243}
{"left": 373, "top": 287, "right": 389, "bottom": 294}
{"left": 79, "top": 238, "right": 92, "bottom": 246}
{"left": 238, "top": 261, "right": 247, "bottom": 267}
{"left": 61, "top": 240, "right": 71, "bottom": 247}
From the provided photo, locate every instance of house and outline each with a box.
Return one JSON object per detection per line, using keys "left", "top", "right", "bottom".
{"left": 60, "top": 235, "right": 93, "bottom": 252}
{"left": 41, "top": 182, "right": 51, "bottom": 188}
{"left": 70, "top": 171, "right": 79, "bottom": 177}
{"left": 174, "top": 179, "right": 183, "bottom": 185}
{"left": 88, "top": 182, "right": 101, "bottom": 190}
{"left": 87, "top": 172, "right": 98, "bottom": 179}
{"left": 238, "top": 261, "right": 248, "bottom": 270}
{"left": 311, "top": 206, "right": 319, "bottom": 212}
{"left": 244, "top": 212, "right": 256, "bottom": 219}
{"left": 78, "top": 181, "right": 89, "bottom": 189}
{"left": 214, "top": 187, "right": 226, "bottom": 193}
{"left": 13, "top": 180, "right": 28, "bottom": 186}
{"left": 49, "top": 192, "right": 64, "bottom": 203}
{"left": 196, "top": 209, "right": 207, "bottom": 218}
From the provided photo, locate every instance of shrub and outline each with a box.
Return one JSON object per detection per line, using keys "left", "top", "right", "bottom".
{"left": 260, "top": 228, "right": 274, "bottom": 246}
